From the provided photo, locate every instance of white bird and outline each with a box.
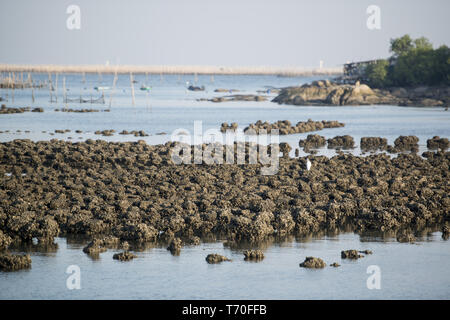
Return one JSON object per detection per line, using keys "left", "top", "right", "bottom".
{"left": 306, "top": 158, "right": 312, "bottom": 171}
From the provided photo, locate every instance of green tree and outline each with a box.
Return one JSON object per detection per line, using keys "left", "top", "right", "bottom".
{"left": 414, "top": 37, "right": 433, "bottom": 51}
{"left": 390, "top": 35, "right": 414, "bottom": 57}
{"left": 365, "top": 60, "right": 389, "bottom": 87}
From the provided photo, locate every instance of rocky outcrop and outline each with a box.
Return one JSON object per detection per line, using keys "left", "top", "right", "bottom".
{"left": 243, "top": 119, "right": 344, "bottom": 135}
{"left": 427, "top": 136, "right": 449, "bottom": 150}
{"left": 396, "top": 232, "right": 416, "bottom": 243}
{"left": 200, "top": 94, "right": 267, "bottom": 103}
{"left": 327, "top": 136, "right": 355, "bottom": 149}
{"left": 205, "top": 254, "right": 231, "bottom": 264}
{"left": 387, "top": 136, "right": 419, "bottom": 153}
{"left": 299, "top": 134, "right": 326, "bottom": 148}
{"left": 299, "top": 256, "right": 326, "bottom": 268}
{"left": 273, "top": 81, "right": 449, "bottom": 107}
{"left": 0, "top": 253, "right": 32, "bottom": 271}
{"left": 0, "top": 140, "right": 448, "bottom": 245}
{"left": 0, "top": 104, "right": 30, "bottom": 114}
{"left": 113, "top": 251, "right": 137, "bottom": 261}
{"left": 220, "top": 122, "right": 238, "bottom": 133}
{"left": 243, "top": 250, "right": 265, "bottom": 261}
{"left": 167, "top": 237, "right": 182, "bottom": 255}
{"left": 361, "top": 137, "right": 388, "bottom": 151}
{"left": 341, "top": 250, "right": 363, "bottom": 259}
{"left": 330, "top": 262, "right": 340, "bottom": 267}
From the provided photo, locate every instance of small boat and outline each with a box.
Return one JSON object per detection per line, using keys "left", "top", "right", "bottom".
{"left": 94, "top": 86, "right": 110, "bottom": 91}
{"left": 140, "top": 85, "right": 151, "bottom": 91}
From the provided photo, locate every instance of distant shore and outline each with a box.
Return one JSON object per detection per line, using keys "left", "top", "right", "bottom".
{"left": 0, "top": 64, "right": 343, "bottom": 76}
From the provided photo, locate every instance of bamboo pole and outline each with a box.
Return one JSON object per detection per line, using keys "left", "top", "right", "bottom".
{"left": 48, "top": 73, "right": 53, "bottom": 103}
{"left": 109, "top": 69, "right": 118, "bottom": 108}
{"left": 130, "top": 72, "right": 135, "bottom": 106}
{"left": 31, "top": 74, "right": 35, "bottom": 103}
{"left": 63, "top": 76, "right": 66, "bottom": 106}
{"left": 54, "top": 73, "right": 58, "bottom": 103}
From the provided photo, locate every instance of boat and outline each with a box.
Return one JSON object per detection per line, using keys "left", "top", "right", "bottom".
{"left": 140, "top": 85, "right": 151, "bottom": 91}
{"left": 94, "top": 86, "right": 110, "bottom": 91}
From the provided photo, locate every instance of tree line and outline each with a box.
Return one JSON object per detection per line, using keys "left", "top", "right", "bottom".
{"left": 364, "top": 35, "right": 450, "bottom": 88}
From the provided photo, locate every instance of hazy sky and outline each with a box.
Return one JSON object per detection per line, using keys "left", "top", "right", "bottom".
{"left": 0, "top": 0, "right": 449, "bottom": 67}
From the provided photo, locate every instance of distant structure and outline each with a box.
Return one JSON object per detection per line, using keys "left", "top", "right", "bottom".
{"left": 344, "top": 60, "right": 380, "bottom": 78}
{"left": 340, "top": 58, "right": 395, "bottom": 83}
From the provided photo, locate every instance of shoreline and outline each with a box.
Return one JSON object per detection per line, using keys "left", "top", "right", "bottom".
{"left": 0, "top": 64, "right": 343, "bottom": 76}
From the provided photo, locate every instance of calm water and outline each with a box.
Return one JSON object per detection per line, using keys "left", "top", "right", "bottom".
{"left": 1, "top": 73, "right": 449, "bottom": 156}
{"left": 0, "top": 232, "right": 449, "bottom": 300}
{"left": 0, "top": 74, "right": 449, "bottom": 299}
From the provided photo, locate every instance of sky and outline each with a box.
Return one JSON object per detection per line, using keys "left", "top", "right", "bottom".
{"left": 0, "top": 0, "right": 449, "bottom": 68}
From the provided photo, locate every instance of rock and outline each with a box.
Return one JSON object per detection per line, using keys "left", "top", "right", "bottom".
{"left": 243, "top": 119, "right": 344, "bottom": 135}
{"left": 442, "top": 224, "right": 449, "bottom": 240}
{"left": 207, "top": 94, "right": 267, "bottom": 103}
{"left": 299, "top": 256, "right": 326, "bottom": 269}
{"left": 188, "top": 85, "right": 205, "bottom": 91}
{"left": 220, "top": 122, "right": 238, "bottom": 133}
{"left": 391, "top": 136, "right": 419, "bottom": 152}
{"left": 83, "top": 239, "right": 107, "bottom": 255}
{"left": 0, "top": 253, "right": 32, "bottom": 271}
{"left": 279, "top": 143, "right": 292, "bottom": 157}
{"left": 0, "top": 139, "right": 449, "bottom": 246}
{"left": 396, "top": 232, "right": 415, "bottom": 243}
{"left": 214, "top": 88, "right": 239, "bottom": 93}
{"left": 205, "top": 254, "right": 231, "bottom": 264}
{"left": 0, "top": 230, "right": 13, "bottom": 249}
{"left": 167, "top": 237, "right": 182, "bottom": 255}
{"left": 341, "top": 250, "right": 363, "bottom": 259}
{"left": 299, "top": 134, "right": 326, "bottom": 148}
{"left": 330, "top": 262, "right": 340, "bottom": 267}
{"left": 243, "top": 250, "right": 265, "bottom": 261}
{"left": 427, "top": 136, "right": 449, "bottom": 150}
{"left": 360, "top": 137, "right": 388, "bottom": 151}
{"left": 113, "top": 251, "right": 137, "bottom": 261}
{"left": 359, "top": 250, "right": 373, "bottom": 255}
{"left": 273, "top": 81, "right": 448, "bottom": 107}
{"left": 328, "top": 136, "right": 355, "bottom": 149}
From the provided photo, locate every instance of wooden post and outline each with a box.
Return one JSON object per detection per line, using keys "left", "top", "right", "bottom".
{"left": 48, "top": 73, "right": 53, "bottom": 103}
{"left": 54, "top": 73, "right": 58, "bottom": 103}
{"left": 109, "top": 69, "right": 118, "bottom": 108}
{"left": 130, "top": 72, "right": 135, "bottom": 106}
{"left": 11, "top": 72, "right": 15, "bottom": 103}
{"left": 31, "top": 73, "right": 35, "bottom": 103}
{"left": 63, "top": 76, "right": 66, "bottom": 106}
